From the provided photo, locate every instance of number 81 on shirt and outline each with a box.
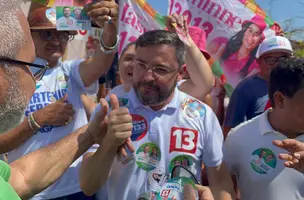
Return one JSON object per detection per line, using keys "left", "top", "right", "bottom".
{"left": 169, "top": 127, "right": 198, "bottom": 154}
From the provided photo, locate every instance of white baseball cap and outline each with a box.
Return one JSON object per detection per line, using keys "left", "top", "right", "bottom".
{"left": 256, "top": 36, "right": 293, "bottom": 58}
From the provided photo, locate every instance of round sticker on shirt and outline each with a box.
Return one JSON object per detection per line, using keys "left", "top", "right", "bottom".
{"left": 169, "top": 155, "right": 196, "bottom": 175}
{"left": 181, "top": 99, "right": 206, "bottom": 119}
{"left": 148, "top": 167, "right": 169, "bottom": 193}
{"left": 45, "top": 8, "right": 57, "bottom": 25}
{"left": 57, "top": 75, "right": 68, "bottom": 89}
{"left": 156, "top": 177, "right": 198, "bottom": 200}
{"left": 136, "top": 143, "right": 161, "bottom": 171}
{"left": 131, "top": 114, "right": 148, "bottom": 141}
{"left": 250, "top": 148, "right": 277, "bottom": 174}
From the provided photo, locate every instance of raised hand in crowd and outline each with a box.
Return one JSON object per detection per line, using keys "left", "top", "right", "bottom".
{"left": 88, "top": 94, "right": 133, "bottom": 148}
{"left": 273, "top": 139, "right": 304, "bottom": 173}
{"left": 80, "top": 94, "right": 134, "bottom": 195}
{"left": 166, "top": 13, "right": 190, "bottom": 38}
{"left": 85, "top": 0, "right": 118, "bottom": 37}
{"left": 165, "top": 13, "right": 215, "bottom": 101}
{"left": 33, "top": 94, "right": 75, "bottom": 127}
{"left": 184, "top": 184, "right": 215, "bottom": 200}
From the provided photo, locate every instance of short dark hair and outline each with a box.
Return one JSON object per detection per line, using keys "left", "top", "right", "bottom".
{"left": 135, "top": 30, "right": 186, "bottom": 67}
{"left": 269, "top": 58, "right": 304, "bottom": 106}
{"left": 63, "top": 6, "right": 70, "bottom": 10}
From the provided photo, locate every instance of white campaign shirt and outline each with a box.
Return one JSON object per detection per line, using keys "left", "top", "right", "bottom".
{"left": 224, "top": 110, "right": 304, "bottom": 200}
{"left": 90, "top": 87, "right": 224, "bottom": 200}
{"left": 7, "top": 58, "right": 98, "bottom": 199}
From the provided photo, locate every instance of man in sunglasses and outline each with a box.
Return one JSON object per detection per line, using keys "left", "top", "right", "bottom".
{"left": 0, "top": 0, "right": 131, "bottom": 200}
{"left": 4, "top": 1, "right": 120, "bottom": 200}
{"left": 223, "top": 36, "right": 293, "bottom": 138}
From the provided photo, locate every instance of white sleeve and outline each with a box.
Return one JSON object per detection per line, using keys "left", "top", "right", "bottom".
{"left": 202, "top": 106, "right": 224, "bottom": 167}
{"left": 62, "top": 59, "right": 98, "bottom": 95}
{"left": 223, "top": 131, "right": 238, "bottom": 175}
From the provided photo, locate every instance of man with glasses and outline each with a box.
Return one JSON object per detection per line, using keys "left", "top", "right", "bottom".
{"left": 79, "top": 30, "right": 235, "bottom": 200}
{"left": 223, "top": 36, "right": 293, "bottom": 138}
{"left": 5, "top": 1, "right": 120, "bottom": 200}
{"left": 0, "top": 0, "right": 131, "bottom": 200}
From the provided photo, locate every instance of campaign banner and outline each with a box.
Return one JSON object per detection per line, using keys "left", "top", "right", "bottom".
{"left": 118, "top": 0, "right": 276, "bottom": 95}
{"left": 168, "top": 0, "right": 276, "bottom": 92}
{"left": 118, "top": 0, "right": 165, "bottom": 54}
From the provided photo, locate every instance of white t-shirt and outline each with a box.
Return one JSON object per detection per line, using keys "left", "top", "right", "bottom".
{"left": 7, "top": 57, "right": 98, "bottom": 199}
{"left": 90, "top": 87, "right": 224, "bottom": 200}
{"left": 224, "top": 110, "right": 304, "bottom": 200}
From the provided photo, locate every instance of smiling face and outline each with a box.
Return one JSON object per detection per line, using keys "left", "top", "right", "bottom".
{"left": 133, "top": 44, "right": 180, "bottom": 109}
{"left": 152, "top": 147, "right": 157, "bottom": 156}
{"left": 31, "top": 30, "right": 69, "bottom": 65}
{"left": 119, "top": 44, "right": 136, "bottom": 90}
{"left": 63, "top": 7, "right": 71, "bottom": 18}
{"left": 144, "top": 145, "right": 150, "bottom": 153}
{"left": 242, "top": 23, "right": 262, "bottom": 51}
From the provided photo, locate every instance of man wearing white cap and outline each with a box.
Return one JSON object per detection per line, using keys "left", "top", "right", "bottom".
{"left": 223, "top": 36, "right": 293, "bottom": 138}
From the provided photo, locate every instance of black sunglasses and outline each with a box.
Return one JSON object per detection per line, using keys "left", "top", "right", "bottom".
{"left": 171, "top": 165, "right": 200, "bottom": 185}
{"left": 0, "top": 58, "right": 49, "bottom": 81}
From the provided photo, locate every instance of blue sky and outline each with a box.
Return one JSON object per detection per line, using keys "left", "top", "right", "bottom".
{"left": 148, "top": 0, "right": 304, "bottom": 40}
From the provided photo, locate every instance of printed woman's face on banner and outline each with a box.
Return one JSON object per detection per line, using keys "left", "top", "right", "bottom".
{"left": 243, "top": 23, "right": 262, "bottom": 51}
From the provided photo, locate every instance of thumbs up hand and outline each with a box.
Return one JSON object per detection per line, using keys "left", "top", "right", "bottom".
{"left": 34, "top": 93, "right": 75, "bottom": 127}
{"left": 87, "top": 98, "right": 109, "bottom": 145}
{"left": 104, "top": 94, "right": 133, "bottom": 148}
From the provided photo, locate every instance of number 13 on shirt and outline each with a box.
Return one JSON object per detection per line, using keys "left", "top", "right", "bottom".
{"left": 169, "top": 127, "right": 198, "bottom": 154}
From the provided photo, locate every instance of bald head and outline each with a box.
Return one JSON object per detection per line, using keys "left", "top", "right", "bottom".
{"left": 0, "top": 0, "right": 32, "bottom": 59}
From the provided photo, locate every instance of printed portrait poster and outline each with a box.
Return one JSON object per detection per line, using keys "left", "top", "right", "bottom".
{"left": 56, "top": 6, "right": 91, "bottom": 30}
{"left": 168, "top": 0, "right": 276, "bottom": 89}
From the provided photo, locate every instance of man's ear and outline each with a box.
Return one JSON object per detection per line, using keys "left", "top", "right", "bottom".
{"left": 178, "top": 65, "right": 186, "bottom": 81}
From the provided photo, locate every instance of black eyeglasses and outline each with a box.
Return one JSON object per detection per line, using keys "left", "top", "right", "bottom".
{"left": 0, "top": 58, "right": 49, "bottom": 81}
{"left": 263, "top": 55, "right": 291, "bottom": 65}
{"left": 171, "top": 165, "right": 200, "bottom": 185}
{"left": 32, "top": 31, "right": 75, "bottom": 43}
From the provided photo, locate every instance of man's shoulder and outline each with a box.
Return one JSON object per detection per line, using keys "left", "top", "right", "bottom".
{"left": 228, "top": 114, "right": 262, "bottom": 139}
{"left": 236, "top": 75, "right": 263, "bottom": 89}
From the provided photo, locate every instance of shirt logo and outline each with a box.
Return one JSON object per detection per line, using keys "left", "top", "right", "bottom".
{"left": 181, "top": 99, "right": 206, "bottom": 120}
{"left": 250, "top": 148, "right": 277, "bottom": 175}
{"left": 131, "top": 114, "right": 147, "bottom": 141}
{"left": 169, "top": 127, "right": 198, "bottom": 154}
